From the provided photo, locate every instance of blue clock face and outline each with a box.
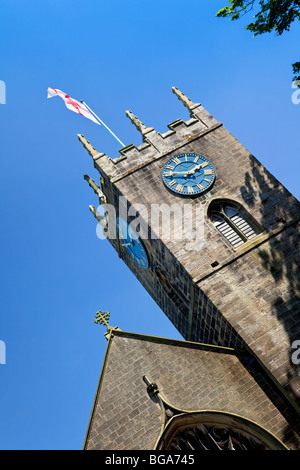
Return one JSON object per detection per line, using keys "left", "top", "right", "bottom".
{"left": 116, "top": 217, "right": 149, "bottom": 270}
{"left": 162, "top": 153, "right": 215, "bottom": 196}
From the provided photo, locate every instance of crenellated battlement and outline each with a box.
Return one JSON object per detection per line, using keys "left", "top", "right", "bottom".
{"left": 78, "top": 87, "right": 222, "bottom": 182}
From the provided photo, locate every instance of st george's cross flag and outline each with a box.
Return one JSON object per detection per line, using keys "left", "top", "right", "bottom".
{"left": 47, "top": 87, "right": 100, "bottom": 125}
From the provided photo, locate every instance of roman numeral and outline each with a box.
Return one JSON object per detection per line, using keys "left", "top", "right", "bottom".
{"left": 204, "top": 169, "right": 213, "bottom": 175}
{"left": 169, "top": 180, "right": 176, "bottom": 187}
{"left": 194, "top": 156, "right": 200, "bottom": 163}
{"left": 176, "top": 184, "right": 184, "bottom": 193}
{"left": 165, "top": 165, "right": 175, "bottom": 170}
{"left": 187, "top": 186, "right": 194, "bottom": 194}
{"left": 173, "top": 157, "right": 181, "bottom": 165}
{"left": 201, "top": 162, "right": 209, "bottom": 168}
{"left": 197, "top": 183, "right": 204, "bottom": 190}
{"left": 164, "top": 171, "right": 173, "bottom": 177}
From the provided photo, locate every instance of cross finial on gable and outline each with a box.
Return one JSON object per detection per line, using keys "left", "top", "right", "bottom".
{"left": 94, "top": 310, "right": 111, "bottom": 329}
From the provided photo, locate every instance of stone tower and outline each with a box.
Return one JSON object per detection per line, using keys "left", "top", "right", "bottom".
{"left": 79, "top": 88, "right": 300, "bottom": 448}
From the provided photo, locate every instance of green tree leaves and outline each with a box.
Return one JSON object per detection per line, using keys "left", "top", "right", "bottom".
{"left": 217, "top": 1, "right": 300, "bottom": 85}
{"left": 293, "top": 61, "right": 300, "bottom": 82}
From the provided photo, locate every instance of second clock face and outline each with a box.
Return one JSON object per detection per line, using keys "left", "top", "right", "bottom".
{"left": 162, "top": 153, "right": 215, "bottom": 196}
{"left": 116, "top": 217, "right": 149, "bottom": 270}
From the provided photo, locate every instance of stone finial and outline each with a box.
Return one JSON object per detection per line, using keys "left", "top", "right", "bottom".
{"left": 94, "top": 310, "right": 111, "bottom": 328}
{"left": 94, "top": 310, "right": 119, "bottom": 337}
{"left": 172, "top": 87, "right": 200, "bottom": 111}
{"left": 77, "top": 134, "right": 106, "bottom": 159}
{"left": 126, "top": 110, "right": 154, "bottom": 135}
{"left": 89, "top": 205, "right": 106, "bottom": 226}
{"left": 83, "top": 174, "right": 107, "bottom": 204}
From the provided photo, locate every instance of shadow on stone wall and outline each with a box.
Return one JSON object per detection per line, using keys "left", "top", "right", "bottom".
{"left": 240, "top": 155, "right": 300, "bottom": 409}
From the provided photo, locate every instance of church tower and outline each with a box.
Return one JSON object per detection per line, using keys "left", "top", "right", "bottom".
{"left": 79, "top": 88, "right": 300, "bottom": 447}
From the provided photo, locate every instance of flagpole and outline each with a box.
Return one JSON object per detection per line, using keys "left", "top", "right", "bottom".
{"left": 80, "top": 100, "right": 125, "bottom": 148}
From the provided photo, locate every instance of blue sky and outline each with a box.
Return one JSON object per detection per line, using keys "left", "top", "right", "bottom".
{"left": 0, "top": 0, "right": 299, "bottom": 450}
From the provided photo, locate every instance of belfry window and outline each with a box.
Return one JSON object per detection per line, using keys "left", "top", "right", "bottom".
{"left": 210, "top": 201, "right": 260, "bottom": 248}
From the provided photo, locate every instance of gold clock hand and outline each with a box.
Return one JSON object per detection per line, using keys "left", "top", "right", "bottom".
{"left": 167, "top": 163, "right": 205, "bottom": 177}
{"left": 184, "top": 163, "right": 207, "bottom": 175}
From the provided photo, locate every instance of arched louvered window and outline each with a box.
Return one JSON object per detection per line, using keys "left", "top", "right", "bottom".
{"left": 210, "top": 202, "right": 259, "bottom": 248}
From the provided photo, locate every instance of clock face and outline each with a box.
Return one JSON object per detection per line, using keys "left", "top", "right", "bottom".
{"left": 116, "top": 217, "right": 149, "bottom": 270}
{"left": 162, "top": 153, "right": 215, "bottom": 196}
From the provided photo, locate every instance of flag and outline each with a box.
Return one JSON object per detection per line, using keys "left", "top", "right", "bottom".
{"left": 47, "top": 87, "right": 100, "bottom": 125}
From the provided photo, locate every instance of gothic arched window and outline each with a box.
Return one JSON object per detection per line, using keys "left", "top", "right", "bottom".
{"left": 156, "top": 411, "right": 286, "bottom": 450}
{"left": 209, "top": 201, "right": 260, "bottom": 248}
